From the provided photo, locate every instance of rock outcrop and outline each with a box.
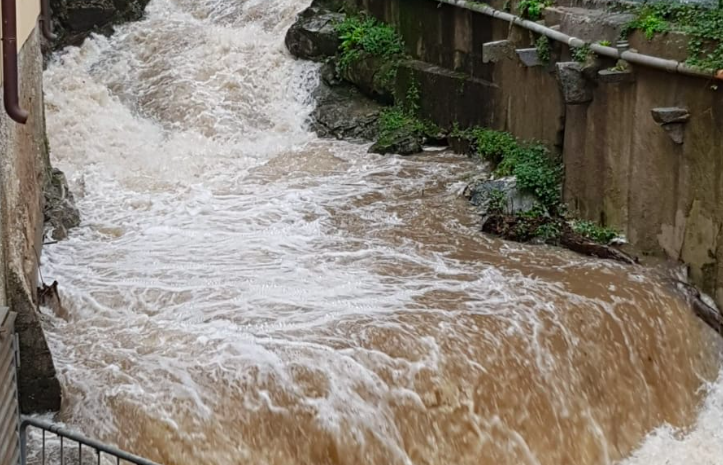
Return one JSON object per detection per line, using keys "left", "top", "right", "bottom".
{"left": 44, "top": 168, "right": 80, "bottom": 241}
{"left": 50, "top": 0, "right": 151, "bottom": 49}
{"left": 285, "top": 7, "right": 344, "bottom": 62}
{"left": 338, "top": 56, "right": 396, "bottom": 104}
{"left": 465, "top": 176, "right": 538, "bottom": 216}
{"left": 369, "top": 129, "right": 422, "bottom": 155}
{"left": 312, "top": 82, "right": 383, "bottom": 142}
{"left": 287, "top": 2, "right": 416, "bottom": 151}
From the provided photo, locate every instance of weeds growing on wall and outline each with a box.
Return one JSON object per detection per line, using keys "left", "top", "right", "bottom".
{"left": 377, "top": 107, "right": 439, "bottom": 146}
{"left": 518, "top": 0, "right": 552, "bottom": 21}
{"left": 571, "top": 220, "right": 618, "bottom": 244}
{"left": 455, "top": 127, "right": 563, "bottom": 211}
{"left": 335, "top": 16, "right": 405, "bottom": 71}
{"left": 536, "top": 35, "right": 552, "bottom": 63}
{"left": 571, "top": 44, "right": 592, "bottom": 63}
{"left": 623, "top": 2, "right": 723, "bottom": 70}
{"left": 377, "top": 81, "right": 439, "bottom": 148}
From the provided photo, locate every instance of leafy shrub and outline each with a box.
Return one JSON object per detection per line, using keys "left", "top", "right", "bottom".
{"left": 377, "top": 107, "right": 439, "bottom": 147}
{"left": 571, "top": 220, "right": 618, "bottom": 244}
{"left": 336, "top": 16, "right": 405, "bottom": 71}
{"left": 455, "top": 127, "right": 562, "bottom": 211}
{"left": 623, "top": 2, "right": 723, "bottom": 69}
{"left": 536, "top": 35, "right": 551, "bottom": 63}
{"left": 571, "top": 44, "right": 591, "bottom": 63}
{"left": 518, "top": 0, "right": 551, "bottom": 21}
{"left": 487, "top": 189, "right": 507, "bottom": 214}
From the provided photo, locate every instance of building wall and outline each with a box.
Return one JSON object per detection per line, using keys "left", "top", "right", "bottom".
{"left": 1, "top": 2, "right": 61, "bottom": 413}
{"left": 0, "top": 0, "right": 42, "bottom": 85}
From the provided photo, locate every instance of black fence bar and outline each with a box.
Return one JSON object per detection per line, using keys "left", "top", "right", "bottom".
{"left": 19, "top": 416, "right": 162, "bottom": 465}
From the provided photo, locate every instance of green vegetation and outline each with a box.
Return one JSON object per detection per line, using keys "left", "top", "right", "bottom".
{"left": 455, "top": 127, "right": 562, "bottom": 210}
{"left": 571, "top": 44, "right": 592, "bottom": 63}
{"left": 536, "top": 35, "right": 552, "bottom": 63}
{"left": 515, "top": 205, "right": 556, "bottom": 239}
{"left": 535, "top": 220, "right": 563, "bottom": 241}
{"left": 335, "top": 16, "right": 405, "bottom": 71}
{"left": 571, "top": 220, "right": 618, "bottom": 244}
{"left": 487, "top": 189, "right": 507, "bottom": 213}
{"left": 377, "top": 107, "right": 438, "bottom": 145}
{"left": 455, "top": 127, "right": 620, "bottom": 245}
{"left": 375, "top": 81, "right": 439, "bottom": 149}
{"left": 598, "top": 39, "right": 612, "bottom": 47}
{"left": 623, "top": 2, "right": 723, "bottom": 70}
{"left": 518, "top": 0, "right": 551, "bottom": 21}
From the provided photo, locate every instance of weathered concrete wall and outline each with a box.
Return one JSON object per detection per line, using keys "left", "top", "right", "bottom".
{"left": 565, "top": 67, "right": 723, "bottom": 302}
{"left": 354, "top": 0, "right": 566, "bottom": 147}
{"left": 352, "top": 0, "right": 723, "bottom": 306}
{"left": 0, "top": 25, "right": 62, "bottom": 413}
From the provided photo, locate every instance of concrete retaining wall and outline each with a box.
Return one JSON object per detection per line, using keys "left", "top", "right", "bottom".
{"left": 351, "top": 0, "right": 723, "bottom": 306}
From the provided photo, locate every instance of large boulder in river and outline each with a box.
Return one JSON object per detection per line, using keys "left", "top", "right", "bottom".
{"left": 369, "top": 130, "right": 422, "bottom": 156}
{"left": 44, "top": 168, "right": 80, "bottom": 241}
{"left": 50, "top": 0, "right": 151, "bottom": 49}
{"left": 285, "top": 7, "right": 344, "bottom": 62}
{"left": 464, "top": 176, "right": 538, "bottom": 215}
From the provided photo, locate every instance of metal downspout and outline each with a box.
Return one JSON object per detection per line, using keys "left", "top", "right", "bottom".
{"left": 38, "top": 0, "right": 56, "bottom": 40}
{"left": 436, "top": 0, "right": 723, "bottom": 81}
{"left": 1, "top": 0, "right": 29, "bottom": 124}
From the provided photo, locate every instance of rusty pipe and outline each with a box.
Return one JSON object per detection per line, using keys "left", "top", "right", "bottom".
{"left": 39, "top": 0, "right": 56, "bottom": 40}
{"left": 2, "top": 0, "right": 29, "bottom": 124}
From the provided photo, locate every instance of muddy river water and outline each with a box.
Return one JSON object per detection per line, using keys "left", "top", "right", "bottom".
{"left": 39, "top": 0, "right": 723, "bottom": 463}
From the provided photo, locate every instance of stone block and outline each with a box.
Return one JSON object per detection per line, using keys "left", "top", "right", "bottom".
{"left": 556, "top": 62, "right": 593, "bottom": 104}
{"left": 663, "top": 123, "right": 686, "bottom": 144}
{"left": 651, "top": 107, "right": 690, "bottom": 125}
{"left": 516, "top": 48, "right": 542, "bottom": 67}
{"left": 597, "top": 68, "right": 635, "bottom": 84}
{"left": 483, "top": 40, "right": 515, "bottom": 64}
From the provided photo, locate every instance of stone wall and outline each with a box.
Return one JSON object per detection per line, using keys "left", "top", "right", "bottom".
{"left": 349, "top": 0, "right": 723, "bottom": 307}
{"left": 0, "top": 28, "right": 62, "bottom": 413}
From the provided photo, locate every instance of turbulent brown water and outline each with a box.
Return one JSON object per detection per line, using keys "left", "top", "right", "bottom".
{"left": 39, "top": 0, "right": 723, "bottom": 463}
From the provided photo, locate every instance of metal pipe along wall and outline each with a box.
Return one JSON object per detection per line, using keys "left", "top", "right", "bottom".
{"left": 2, "top": 0, "right": 29, "bottom": 124}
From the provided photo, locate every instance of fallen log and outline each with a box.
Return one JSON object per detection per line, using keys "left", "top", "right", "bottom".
{"left": 481, "top": 213, "right": 638, "bottom": 265}
{"left": 559, "top": 230, "right": 638, "bottom": 265}
{"left": 671, "top": 279, "right": 723, "bottom": 336}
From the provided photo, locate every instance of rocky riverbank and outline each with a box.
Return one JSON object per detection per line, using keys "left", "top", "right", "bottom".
{"left": 285, "top": 2, "right": 638, "bottom": 265}
{"left": 49, "top": 0, "right": 151, "bottom": 49}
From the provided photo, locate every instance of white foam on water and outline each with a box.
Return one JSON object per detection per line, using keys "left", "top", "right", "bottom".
{"left": 620, "top": 372, "right": 723, "bottom": 465}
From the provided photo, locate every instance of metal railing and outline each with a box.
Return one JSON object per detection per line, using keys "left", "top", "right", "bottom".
{"left": 19, "top": 417, "right": 162, "bottom": 465}
{"left": 1, "top": 307, "right": 20, "bottom": 465}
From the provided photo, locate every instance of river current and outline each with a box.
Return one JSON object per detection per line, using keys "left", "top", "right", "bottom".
{"left": 40, "top": 0, "right": 723, "bottom": 463}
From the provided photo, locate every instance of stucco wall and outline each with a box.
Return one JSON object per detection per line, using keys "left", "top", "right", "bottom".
{"left": 352, "top": 0, "right": 723, "bottom": 306}
{"left": 0, "top": 0, "right": 42, "bottom": 86}
{"left": 0, "top": 24, "right": 61, "bottom": 413}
